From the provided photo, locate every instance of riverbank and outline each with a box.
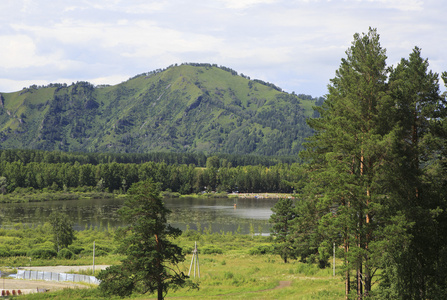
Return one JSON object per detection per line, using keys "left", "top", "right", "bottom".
{"left": 230, "top": 193, "right": 294, "bottom": 199}
{"left": 0, "top": 190, "right": 294, "bottom": 203}
{"left": 0, "top": 190, "right": 117, "bottom": 203}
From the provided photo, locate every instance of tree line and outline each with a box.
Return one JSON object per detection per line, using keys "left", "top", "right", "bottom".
{"left": 271, "top": 28, "right": 447, "bottom": 299}
{"left": 0, "top": 149, "right": 298, "bottom": 167}
{"left": 0, "top": 159, "right": 303, "bottom": 195}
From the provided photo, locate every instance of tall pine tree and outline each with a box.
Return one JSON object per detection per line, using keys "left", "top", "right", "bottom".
{"left": 299, "top": 28, "right": 411, "bottom": 299}
{"left": 380, "top": 47, "right": 447, "bottom": 299}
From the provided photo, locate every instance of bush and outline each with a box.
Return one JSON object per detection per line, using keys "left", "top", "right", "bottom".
{"left": 68, "top": 246, "right": 84, "bottom": 254}
{"left": 248, "top": 245, "right": 274, "bottom": 255}
{"left": 10, "top": 249, "right": 27, "bottom": 257}
{"left": 28, "top": 248, "right": 57, "bottom": 259}
{"left": 296, "top": 262, "right": 319, "bottom": 276}
{"left": 58, "top": 248, "right": 75, "bottom": 259}
{"left": 201, "top": 245, "right": 223, "bottom": 254}
{"left": 80, "top": 249, "right": 108, "bottom": 257}
{"left": 0, "top": 248, "right": 10, "bottom": 257}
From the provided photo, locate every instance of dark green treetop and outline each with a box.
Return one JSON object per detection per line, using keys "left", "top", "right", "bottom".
{"left": 48, "top": 211, "right": 75, "bottom": 253}
{"left": 269, "top": 198, "right": 297, "bottom": 263}
{"left": 98, "top": 180, "right": 197, "bottom": 299}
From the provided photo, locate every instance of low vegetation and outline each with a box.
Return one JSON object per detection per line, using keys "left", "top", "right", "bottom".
{"left": 0, "top": 221, "right": 344, "bottom": 299}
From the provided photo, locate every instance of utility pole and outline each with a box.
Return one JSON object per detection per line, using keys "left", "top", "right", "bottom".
{"left": 333, "top": 242, "right": 336, "bottom": 277}
{"left": 93, "top": 241, "right": 96, "bottom": 275}
{"left": 188, "top": 241, "right": 200, "bottom": 278}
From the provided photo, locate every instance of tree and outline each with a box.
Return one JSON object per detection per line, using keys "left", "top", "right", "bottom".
{"left": 48, "top": 211, "right": 75, "bottom": 253}
{"left": 298, "top": 28, "right": 411, "bottom": 298}
{"left": 0, "top": 176, "right": 7, "bottom": 194}
{"left": 97, "top": 180, "right": 197, "bottom": 299}
{"left": 380, "top": 47, "right": 447, "bottom": 299}
{"left": 269, "top": 198, "right": 297, "bottom": 263}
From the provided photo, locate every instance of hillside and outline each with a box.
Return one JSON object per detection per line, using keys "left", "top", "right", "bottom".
{"left": 0, "top": 64, "right": 320, "bottom": 155}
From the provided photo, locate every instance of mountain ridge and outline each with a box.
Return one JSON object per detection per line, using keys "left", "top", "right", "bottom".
{"left": 0, "top": 63, "right": 322, "bottom": 155}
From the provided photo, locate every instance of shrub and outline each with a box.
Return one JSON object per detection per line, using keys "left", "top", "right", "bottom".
{"left": 0, "top": 248, "right": 10, "bottom": 257}
{"left": 28, "top": 248, "right": 57, "bottom": 259}
{"left": 248, "top": 245, "right": 274, "bottom": 255}
{"left": 68, "top": 246, "right": 84, "bottom": 254}
{"left": 296, "top": 263, "right": 319, "bottom": 276}
{"left": 201, "top": 246, "right": 223, "bottom": 254}
{"left": 80, "top": 249, "right": 108, "bottom": 257}
{"left": 10, "top": 249, "right": 27, "bottom": 257}
{"left": 58, "top": 248, "right": 75, "bottom": 259}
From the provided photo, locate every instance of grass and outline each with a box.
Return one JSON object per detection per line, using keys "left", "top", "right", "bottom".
{"left": 19, "top": 252, "right": 344, "bottom": 300}
{"left": 16, "top": 243, "right": 344, "bottom": 299}
{"left": 0, "top": 224, "right": 344, "bottom": 299}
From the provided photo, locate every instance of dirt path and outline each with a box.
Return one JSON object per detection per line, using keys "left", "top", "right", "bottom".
{"left": 273, "top": 281, "right": 291, "bottom": 290}
{"left": 0, "top": 279, "right": 87, "bottom": 295}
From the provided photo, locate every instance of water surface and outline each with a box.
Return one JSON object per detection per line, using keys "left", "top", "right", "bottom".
{"left": 0, "top": 197, "right": 278, "bottom": 234}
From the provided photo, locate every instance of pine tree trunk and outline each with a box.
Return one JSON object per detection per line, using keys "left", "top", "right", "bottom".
{"left": 345, "top": 237, "right": 350, "bottom": 299}
{"left": 365, "top": 187, "right": 371, "bottom": 296}
{"left": 155, "top": 233, "right": 163, "bottom": 300}
{"left": 158, "top": 282, "right": 163, "bottom": 300}
{"left": 357, "top": 209, "right": 363, "bottom": 299}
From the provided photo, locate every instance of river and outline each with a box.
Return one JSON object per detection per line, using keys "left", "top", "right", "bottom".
{"left": 0, "top": 197, "right": 279, "bottom": 235}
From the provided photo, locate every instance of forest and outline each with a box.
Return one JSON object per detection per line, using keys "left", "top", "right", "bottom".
{"left": 277, "top": 28, "right": 447, "bottom": 299}
{"left": 0, "top": 150, "right": 303, "bottom": 198}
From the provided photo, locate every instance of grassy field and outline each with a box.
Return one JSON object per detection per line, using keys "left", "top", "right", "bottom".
{"left": 18, "top": 252, "right": 344, "bottom": 300}
{"left": 1, "top": 224, "right": 344, "bottom": 299}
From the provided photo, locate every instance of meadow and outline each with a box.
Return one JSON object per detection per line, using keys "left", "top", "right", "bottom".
{"left": 0, "top": 224, "right": 344, "bottom": 299}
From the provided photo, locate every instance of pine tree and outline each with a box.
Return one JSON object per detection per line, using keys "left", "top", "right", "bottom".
{"left": 299, "top": 28, "right": 411, "bottom": 298}
{"left": 381, "top": 47, "right": 447, "bottom": 299}
{"left": 98, "top": 180, "right": 197, "bottom": 299}
{"left": 269, "top": 198, "right": 297, "bottom": 263}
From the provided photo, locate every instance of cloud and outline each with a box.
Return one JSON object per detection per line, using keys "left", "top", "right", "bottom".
{"left": 364, "top": 0, "right": 424, "bottom": 11}
{"left": 0, "top": 0, "right": 445, "bottom": 96}
{"left": 218, "top": 0, "right": 279, "bottom": 9}
{"left": 0, "top": 35, "right": 59, "bottom": 68}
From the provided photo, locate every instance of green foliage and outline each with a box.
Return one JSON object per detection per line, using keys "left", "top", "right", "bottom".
{"left": 49, "top": 211, "right": 75, "bottom": 252}
{"left": 98, "top": 180, "right": 198, "bottom": 299}
{"left": 57, "top": 248, "right": 74, "bottom": 259}
{"left": 248, "top": 245, "right": 274, "bottom": 255}
{"left": 68, "top": 245, "right": 84, "bottom": 254}
{"left": 28, "top": 248, "right": 57, "bottom": 259}
{"left": 0, "top": 248, "right": 10, "bottom": 257}
{"left": 377, "top": 46, "right": 447, "bottom": 299}
{"left": 295, "top": 28, "right": 447, "bottom": 299}
{"left": 98, "top": 265, "right": 135, "bottom": 298}
{"left": 0, "top": 65, "right": 316, "bottom": 156}
{"left": 0, "top": 157, "right": 303, "bottom": 198}
{"left": 269, "top": 198, "right": 297, "bottom": 263}
{"left": 200, "top": 245, "right": 223, "bottom": 254}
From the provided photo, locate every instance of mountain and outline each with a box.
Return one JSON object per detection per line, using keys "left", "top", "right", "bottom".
{"left": 0, "top": 63, "right": 320, "bottom": 155}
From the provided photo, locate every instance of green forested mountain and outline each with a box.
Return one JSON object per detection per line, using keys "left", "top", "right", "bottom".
{"left": 0, "top": 64, "right": 319, "bottom": 155}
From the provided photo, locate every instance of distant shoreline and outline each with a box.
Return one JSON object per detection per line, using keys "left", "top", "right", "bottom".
{"left": 230, "top": 193, "right": 294, "bottom": 199}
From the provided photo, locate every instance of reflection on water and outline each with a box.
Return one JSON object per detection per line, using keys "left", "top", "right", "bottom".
{"left": 0, "top": 197, "right": 279, "bottom": 234}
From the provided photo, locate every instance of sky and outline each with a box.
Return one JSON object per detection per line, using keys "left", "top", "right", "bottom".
{"left": 0, "top": 0, "right": 445, "bottom": 97}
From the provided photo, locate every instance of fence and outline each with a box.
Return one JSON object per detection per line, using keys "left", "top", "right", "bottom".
{"left": 16, "top": 270, "right": 100, "bottom": 285}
